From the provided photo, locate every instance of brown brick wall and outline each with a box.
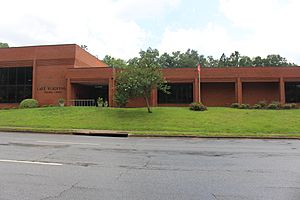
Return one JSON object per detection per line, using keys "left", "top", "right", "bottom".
{"left": 242, "top": 82, "right": 280, "bottom": 105}
{"left": 35, "top": 65, "right": 70, "bottom": 105}
{"left": 74, "top": 46, "right": 107, "bottom": 68}
{"left": 201, "top": 82, "right": 236, "bottom": 106}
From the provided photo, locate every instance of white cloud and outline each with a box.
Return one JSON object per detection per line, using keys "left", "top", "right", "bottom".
{"left": 0, "top": 0, "right": 179, "bottom": 59}
{"left": 158, "top": 23, "right": 232, "bottom": 56}
{"left": 219, "top": 0, "right": 300, "bottom": 62}
{"left": 158, "top": 0, "right": 300, "bottom": 63}
{"left": 115, "top": 0, "right": 181, "bottom": 20}
{"left": 1, "top": 0, "right": 299, "bottom": 64}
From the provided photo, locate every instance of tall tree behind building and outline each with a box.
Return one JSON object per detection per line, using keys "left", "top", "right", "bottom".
{"left": 0, "top": 42, "right": 9, "bottom": 48}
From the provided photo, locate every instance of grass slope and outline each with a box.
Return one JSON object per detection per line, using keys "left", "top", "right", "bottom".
{"left": 0, "top": 107, "right": 300, "bottom": 137}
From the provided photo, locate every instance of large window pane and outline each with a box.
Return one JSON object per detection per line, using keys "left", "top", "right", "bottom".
{"left": 24, "top": 86, "right": 32, "bottom": 100}
{"left": 0, "top": 67, "right": 32, "bottom": 103}
{"left": 7, "top": 86, "right": 16, "bottom": 102}
{"left": 285, "top": 82, "right": 300, "bottom": 103}
{"left": 0, "top": 68, "right": 8, "bottom": 85}
{"left": 0, "top": 86, "right": 7, "bottom": 103}
{"left": 158, "top": 83, "right": 193, "bottom": 104}
{"left": 17, "top": 67, "right": 26, "bottom": 85}
{"left": 25, "top": 67, "right": 33, "bottom": 85}
{"left": 8, "top": 68, "right": 16, "bottom": 85}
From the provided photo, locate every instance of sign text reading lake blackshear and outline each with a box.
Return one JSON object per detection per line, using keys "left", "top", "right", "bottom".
{"left": 38, "top": 86, "right": 66, "bottom": 94}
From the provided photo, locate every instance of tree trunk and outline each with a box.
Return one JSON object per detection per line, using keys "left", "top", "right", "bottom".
{"left": 144, "top": 96, "right": 152, "bottom": 113}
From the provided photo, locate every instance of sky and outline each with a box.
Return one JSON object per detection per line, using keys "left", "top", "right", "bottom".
{"left": 1, "top": 0, "right": 300, "bottom": 64}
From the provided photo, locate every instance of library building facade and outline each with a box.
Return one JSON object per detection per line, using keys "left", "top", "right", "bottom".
{"left": 0, "top": 44, "right": 300, "bottom": 108}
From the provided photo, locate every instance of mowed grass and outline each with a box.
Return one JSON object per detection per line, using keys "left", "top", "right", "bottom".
{"left": 0, "top": 106, "right": 300, "bottom": 137}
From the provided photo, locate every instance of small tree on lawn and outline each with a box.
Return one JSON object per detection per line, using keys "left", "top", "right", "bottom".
{"left": 114, "top": 48, "right": 169, "bottom": 113}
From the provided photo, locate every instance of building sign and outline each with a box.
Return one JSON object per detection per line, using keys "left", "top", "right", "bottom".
{"left": 37, "top": 86, "right": 66, "bottom": 94}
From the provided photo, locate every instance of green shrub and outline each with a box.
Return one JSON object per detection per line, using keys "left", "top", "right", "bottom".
{"left": 281, "top": 103, "right": 298, "bottom": 109}
{"left": 282, "top": 104, "right": 293, "bottom": 109}
{"left": 189, "top": 102, "right": 207, "bottom": 111}
{"left": 258, "top": 100, "right": 267, "bottom": 108}
{"left": 103, "top": 101, "right": 109, "bottom": 107}
{"left": 19, "top": 99, "right": 38, "bottom": 109}
{"left": 267, "top": 102, "right": 280, "bottom": 109}
{"left": 231, "top": 103, "right": 240, "bottom": 108}
{"left": 58, "top": 98, "right": 65, "bottom": 106}
{"left": 239, "top": 104, "right": 250, "bottom": 109}
{"left": 290, "top": 103, "right": 297, "bottom": 109}
{"left": 97, "top": 97, "right": 104, "bottom": 107}
{"left": 252, "top": 104, "right": 262, "bottom": 109}
{"left": 114, "top": 93, "right": 128, "bottom": 108}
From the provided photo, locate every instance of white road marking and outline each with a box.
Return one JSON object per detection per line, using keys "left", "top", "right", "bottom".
{"left": 0, "top": 159, "right": 63, "bottom": 166}
{"left": 36, "top": 140, "right": 100, "bottom": 146}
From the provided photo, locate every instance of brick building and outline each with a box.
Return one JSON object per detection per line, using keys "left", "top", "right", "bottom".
{"left": 0, "top": 44, "right": 299, "bottom": 108}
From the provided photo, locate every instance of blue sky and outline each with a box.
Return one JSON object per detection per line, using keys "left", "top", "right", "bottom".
{"left": 0, "top": 0, "right": 300, "bottom": 64}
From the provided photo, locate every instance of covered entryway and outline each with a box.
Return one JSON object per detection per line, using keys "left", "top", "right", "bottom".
{"left": 72, "top": 83, "right": 109, "bottom": 106}
{"left": 66, "top": 67, "right": 114, "bottom": 107}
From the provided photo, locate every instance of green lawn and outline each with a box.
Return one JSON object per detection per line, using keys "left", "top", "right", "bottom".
{"left": 0, "top": 107, "right": 300, "bottom": 137}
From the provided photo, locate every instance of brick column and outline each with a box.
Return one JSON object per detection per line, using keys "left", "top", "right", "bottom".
{"left": 235, "top": 78, "right": 243, "bottom": 104}
{"left": 151, "top": 89, "right": 158, "bottom": 107}
{"left": 32, "top": 59, "right": 37, "bottom": 99}
{"left": 109, "top": 77, "right": 114, "bottom": 107}
{"left": 66, "top": 78, "right": 71, "bottom": 106}
{"left": 279, "top": 77, "right": 285, "bottom": 104}
{"left": 194, "top": 78, "right": 200, "bottom": 103}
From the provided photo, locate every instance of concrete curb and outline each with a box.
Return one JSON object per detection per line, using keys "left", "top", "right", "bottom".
{"left": 72, "top": 129, "right": 128, "bottom": 137}
{"left": 1, "top": 127, "right": 299, "bottom": 139}
{"left": 0, "top": 127, "right": 129, "bottom": 137}
{"left": 129, "top": 134, "right": 300, "bottom": 140}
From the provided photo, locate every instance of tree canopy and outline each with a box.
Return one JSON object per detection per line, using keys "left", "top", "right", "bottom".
{"left": 104, "top": 48, "right": 297, "bottom": 68}
{"left": 0, "top": 42, "right": 9, "bottom": 48}
{"left": 114, "top": 48, "right": 168, "bottom": 113}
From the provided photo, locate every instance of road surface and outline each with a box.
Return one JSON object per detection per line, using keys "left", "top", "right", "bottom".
{"left": 0, "top": 132, "right": 299, "bottom": 200}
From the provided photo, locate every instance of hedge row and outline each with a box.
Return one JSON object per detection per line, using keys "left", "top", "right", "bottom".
{"left": 231, "top": 101, "right": 298, "bottom": 110}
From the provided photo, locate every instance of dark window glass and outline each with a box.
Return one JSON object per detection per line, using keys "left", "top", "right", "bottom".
{"left": 25, "top": 67, "right": 32, "bottom": 85}
{"left": 16, "top": 86, "right": 25, "bottom": 102}
{"left": 24, "top": 86, "right": 32, "bottom": 100}
{"left": 0, "top": 68, "right": 8, "bottom": 85}
{"left": 17, "top": 67, "right": 26, "bottom": 84}
{"left": 158, "top": 83, "right": 193, "bottom": 104}
{"left": 7, "top": 86, "right": 16, "bottom": 101}
{"left": 8, "top": 68, "right": 16, "bottom": 85}
{"left": 285, "top": 82, "right": 300, "bottom": 103}
{"left": 0, "top": 86, "right": 7, "bottom": 103}
{"left": 0, "top": 67, "right": 32, "bottom": 103}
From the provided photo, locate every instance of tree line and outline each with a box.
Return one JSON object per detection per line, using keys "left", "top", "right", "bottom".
{"left": 103, "top": 48, "right": 298, "bottom": 68}
{"left": 0, "top": 42, "right": 9, "bottom": 48}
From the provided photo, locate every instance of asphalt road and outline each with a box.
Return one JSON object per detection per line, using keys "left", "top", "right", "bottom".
{"left": 0, "top": 132, "right": 299, "bottom": 200}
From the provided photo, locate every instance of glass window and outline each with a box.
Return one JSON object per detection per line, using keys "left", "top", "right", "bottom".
{"left": 8, "top": 68, "right": 16, "bottom": 85}
{"left": 25, "top": 67, "right": 32, "bottom": 85}
{"left": 285, "top": 82, "right": 300, "bottom": 103}
{"left": 17, "top": 67, "right": 26, "bottom": 84}
{"left": 0, "top": 67, "right": 32, "bottom": 103}
{"left": 158, "top": 83, "right": 193, "bottom": 104}
{"left": 0, "top": 68, "right": 8, "bottom": 85}
{"left": 0, "top": 86, "right": 7, "bottom": 103}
